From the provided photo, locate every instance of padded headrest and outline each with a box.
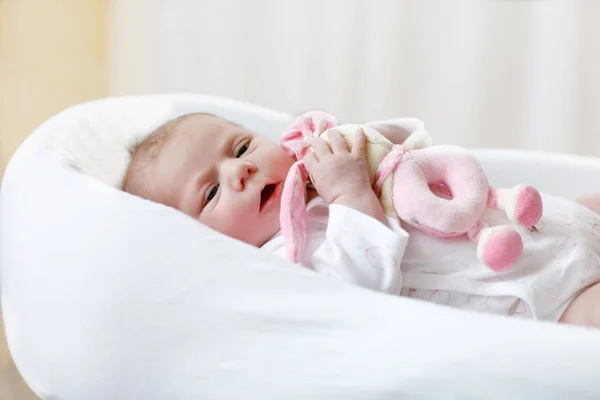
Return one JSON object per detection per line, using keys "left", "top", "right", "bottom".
{"left": 2, "top": 94, "right": 600, "bottom": 399}
{"left": 51, "top": 93, "right": 294, "bottom": 188}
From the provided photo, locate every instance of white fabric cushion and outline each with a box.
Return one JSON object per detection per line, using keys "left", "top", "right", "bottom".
{"left": 52, "top": 94, "right": 294, "bottom": 189}
{"left": 2, "top": 93, "right": 600, "bottom": 399}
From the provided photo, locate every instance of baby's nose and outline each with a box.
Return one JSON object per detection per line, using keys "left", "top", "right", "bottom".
{"left": 227, "top": 160, "right": 257, "bottom": 191}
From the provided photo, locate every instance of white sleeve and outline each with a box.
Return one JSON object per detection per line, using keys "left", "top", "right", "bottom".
{"left": 311, "top": 204, "right": 409, "bottom": 294}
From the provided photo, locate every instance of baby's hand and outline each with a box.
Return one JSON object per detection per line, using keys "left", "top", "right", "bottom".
{"left": 304, "top": 128, "right": 371, "bottom": 204}
{"left": 304, "top": 128, "right": 387, "bottom": 224}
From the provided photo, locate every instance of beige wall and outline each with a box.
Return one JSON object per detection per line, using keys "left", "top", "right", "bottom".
{"left": 0, "top": 0, "right": 108, "bottom": 176}
{"left": 0, "top": 1, "right": 107, "bottom": 398}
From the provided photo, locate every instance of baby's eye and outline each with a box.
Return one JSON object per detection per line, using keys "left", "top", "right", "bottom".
{"left": 206, "top": 184, "right": 219, "bottom": 203}
{"left": 236, "top": 143, "right": 249, "bottom": 158}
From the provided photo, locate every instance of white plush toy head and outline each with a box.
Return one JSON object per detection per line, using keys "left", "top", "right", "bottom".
{"left": 402, "top": 129, "right": 432, "bottom": 150}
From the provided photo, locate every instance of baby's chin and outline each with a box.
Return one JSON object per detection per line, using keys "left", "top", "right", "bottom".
{"left": 222, "top": 219, "right": 279, "bottom": 248}
{"left": 256, "top": 225, "right": 282, "bottom": 248}
{"left": 221, "top": 197, "right": 283, "bottom": 248}
{"left": 253, "top": 217, "right": 283, "bottom": 248}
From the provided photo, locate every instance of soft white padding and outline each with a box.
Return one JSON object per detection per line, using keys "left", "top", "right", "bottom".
{"left": 51, "top": 94, "right": 294, "bottom": 189}
{"left": 2, "top": 93, "right": 600, "bottom": 400}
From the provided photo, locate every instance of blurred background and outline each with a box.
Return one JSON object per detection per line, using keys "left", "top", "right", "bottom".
{"left": 1, "top": 0, "right": 599, "bottom": 398}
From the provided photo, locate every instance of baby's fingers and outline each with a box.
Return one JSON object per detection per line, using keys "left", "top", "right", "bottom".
{"left": 328, "top": 129, "right": 349, "bottom": 154}
{"left": 303, "top": 151, "right": 318, "bottom": 170}
{"left": 310, "top": 136, "right": 332, "bottom": 159}
{"left": 351, "top": 128, "right": 366, "bottom": 157}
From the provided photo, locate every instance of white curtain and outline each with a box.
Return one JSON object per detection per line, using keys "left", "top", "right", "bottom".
{"left": 108, "top": 0, "right": 600, "bottom": 157}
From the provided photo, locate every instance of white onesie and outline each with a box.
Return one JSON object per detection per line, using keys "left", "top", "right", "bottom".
{"left": 262, "top": 197, "right": 409, "bottom": 294}
{"left": 262, "top": 192, "right": 600, "bottom": 322}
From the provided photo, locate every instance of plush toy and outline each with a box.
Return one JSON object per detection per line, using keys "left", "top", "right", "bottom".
{"left": 279, "top": 111, "right": 543, "bottom": 272}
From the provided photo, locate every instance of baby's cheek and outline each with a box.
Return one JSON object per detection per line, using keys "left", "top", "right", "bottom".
{"left": 200, "top": 209, "right": 237, "bottom": 233}
{"left": 269, "top": 146, "right": 295, "bottom": 168}
{"left": 218, "top": 209, "right": 261, "bottom": 243}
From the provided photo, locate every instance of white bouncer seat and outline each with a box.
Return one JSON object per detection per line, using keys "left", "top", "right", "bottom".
{"left": 2, "top": 94, "right": 600, "bottom": 400}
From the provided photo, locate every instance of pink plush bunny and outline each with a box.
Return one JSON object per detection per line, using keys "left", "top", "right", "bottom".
{"left": 279, "top": 111, "right": 543, "bottom": 272}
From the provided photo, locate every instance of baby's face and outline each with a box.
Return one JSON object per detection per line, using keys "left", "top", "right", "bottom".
{"left": 147, "top": 114, "right": 295, "bottom": 246}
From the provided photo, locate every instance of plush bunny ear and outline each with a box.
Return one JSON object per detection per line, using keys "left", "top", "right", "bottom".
{"left": 366, "top": 117, "right": 431, "bottom": 148}
{"left": 279, "top": 161, "right": 310, "bottom": 263}
{"left": 278, "top": 110, "right": 337, "bottom": 262}
{"left": 280, "top": 118, "right": 312, "bottom": 159}
{"left": 280, "top": 111, "right": 338, "bottom": 159}
{"left": 403, "top": 129, "right": 432, "bottom": 150}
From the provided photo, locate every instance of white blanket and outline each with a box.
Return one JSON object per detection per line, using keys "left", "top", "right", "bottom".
{"left": 2, "top": 94, "right": 600, "bottom": 399}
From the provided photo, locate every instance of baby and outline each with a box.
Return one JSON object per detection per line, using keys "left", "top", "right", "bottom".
{"left": 123, "top": 111, "right": 600, "bottom": 329}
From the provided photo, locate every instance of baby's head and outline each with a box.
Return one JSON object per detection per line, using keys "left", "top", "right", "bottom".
{"left": 123, "top": 113, "right": 295, "bottom": 246}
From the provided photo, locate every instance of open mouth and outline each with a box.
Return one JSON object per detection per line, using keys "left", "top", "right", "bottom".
{"left": 260, "top": 183, "right": 277, "bottom": 210}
